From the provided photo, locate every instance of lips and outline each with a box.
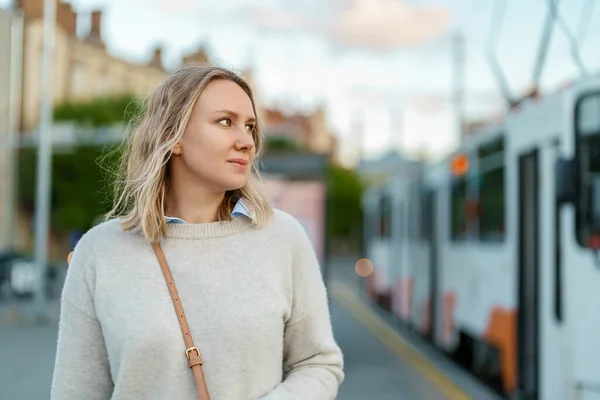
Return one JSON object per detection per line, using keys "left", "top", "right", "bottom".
{"left": 228, "top": 159, "right": 248, "bottom": 166}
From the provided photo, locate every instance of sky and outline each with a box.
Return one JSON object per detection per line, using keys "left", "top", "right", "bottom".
{"left": 2, "top": 0, "right": 599, "bottom": 163}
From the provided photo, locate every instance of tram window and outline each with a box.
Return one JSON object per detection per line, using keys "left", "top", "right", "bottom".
{"left": 577, "top": 94, "right": 600, "bottom": 136}
{"left": 398, "top": 202, "right": 406, "bottom": 241}
{"left": 579, "top": 135, "right": 600, "bottom": 241}
{"left": 575, "top": 93, "right": 600, "bottom": 245}
{"left": 479, "top": 166, "right": 505, "bottom": 241}
{"left": 450, "top": 179, "right": 467, "bottom": 240}
{"left": 420, "top": 191, "right": 432, "bottom": 241}
{"left": 379, "top": 195, "right": 392, "bottom": 238}
{"left": 407, "top": 198, "right": 417, "bottom": 241}
{"left": 478, "top": 137, "right": 504, "bottom": 159}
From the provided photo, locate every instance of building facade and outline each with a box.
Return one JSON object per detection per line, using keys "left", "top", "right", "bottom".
{"left": 0, "top": 0, "right": 339, "bottom": 254}
{"left": 15, "top": 0, "right": 170, "bottom": 132}
{"left": 262, "top": 106, "right": 338, "bottom": 158}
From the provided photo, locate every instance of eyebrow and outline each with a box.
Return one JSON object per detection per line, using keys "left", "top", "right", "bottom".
{"left": 211, "top": 109, "right": 256, "bottom": 123}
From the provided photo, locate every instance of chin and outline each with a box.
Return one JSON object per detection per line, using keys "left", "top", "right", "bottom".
{"left": 224, "top": 177, "right": 247, "bottom": 191}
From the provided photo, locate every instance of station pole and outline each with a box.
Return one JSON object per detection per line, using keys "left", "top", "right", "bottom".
{"left": 32, "top": 0, "right": 57, "bottom": 319}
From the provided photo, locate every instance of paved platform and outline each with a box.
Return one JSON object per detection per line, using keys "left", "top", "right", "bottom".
{"left": 330, "top": 281, "right": 502, "bottom": 400}
{"left": 331, "top": 283, "right": 451, "bottom": 399}
{"left": 328, "top": 257, "right": 503, "bottom": 400}
{"left": 0, "top": 261, "right": 503, "bottom": 400}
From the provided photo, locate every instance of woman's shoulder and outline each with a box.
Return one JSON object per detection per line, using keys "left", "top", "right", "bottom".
{"left": 264, "top": 209, "right": 312, "bottom": 244}
{"left": 74, "top": 218, "right": 136, "bottom": 254}
{"left": 66, "top": 219, "right": 135, "bottom": 288}
{"left": 269, "top": 209, "right": 304, "bottom": 232}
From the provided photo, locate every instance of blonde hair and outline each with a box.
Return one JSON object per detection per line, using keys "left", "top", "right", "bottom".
{"left": 105, "top": 65, "right": 273, "bottom": 242}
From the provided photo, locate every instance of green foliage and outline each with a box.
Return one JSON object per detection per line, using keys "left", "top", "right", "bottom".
{"left": 53, "top": 95, "right": 143, "bottom": 127}
{"left": 326, "top": 163, "right": 365, "bottom": 241}
{"left": 18, "top": 145, "right": 123, "bottom": 233}
{"left": 263, "top": 136, "right": 301, "bottom": 153}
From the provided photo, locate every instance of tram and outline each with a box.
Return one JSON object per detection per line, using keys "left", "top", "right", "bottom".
{"left": 363, "top": 76, "right": 600, "bottom": 399}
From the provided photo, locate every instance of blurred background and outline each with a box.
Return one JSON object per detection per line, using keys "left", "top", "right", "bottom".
{"left": 1, "top": 0, "right": 600, "bottom": 399}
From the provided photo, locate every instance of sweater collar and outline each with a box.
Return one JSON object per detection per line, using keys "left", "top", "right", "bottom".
{"left": 165, "top": 198, "right": 254, "bottom": 224}
{"left": 164, "top": 214, "right": 253, "bottom": 239}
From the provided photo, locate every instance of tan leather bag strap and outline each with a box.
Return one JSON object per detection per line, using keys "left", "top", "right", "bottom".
{"left": 152, "top": 242, "right": 211, "bottom": 400}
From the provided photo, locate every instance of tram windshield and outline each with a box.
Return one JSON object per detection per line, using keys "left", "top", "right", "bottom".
{"left": 576, "top": 92, "right": 600, "bottom": 240}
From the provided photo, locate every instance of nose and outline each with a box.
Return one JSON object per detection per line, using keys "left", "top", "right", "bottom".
{"left": 234, "top": 132, "right": 255, "bottom": 152}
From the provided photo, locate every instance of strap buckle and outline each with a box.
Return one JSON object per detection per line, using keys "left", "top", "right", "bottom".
{"left": 186, "top": 346, "right": 200, "bottom": 360}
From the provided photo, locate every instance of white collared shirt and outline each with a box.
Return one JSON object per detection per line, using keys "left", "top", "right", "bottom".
{"left": 165, "top": 198, "right": 253, "bottom": 224}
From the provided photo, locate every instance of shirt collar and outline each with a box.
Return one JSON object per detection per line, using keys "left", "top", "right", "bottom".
{"left": 165, "top": 198, "right": 254, "bottom": 224}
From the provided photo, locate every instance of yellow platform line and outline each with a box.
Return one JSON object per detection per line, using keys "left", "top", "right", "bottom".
{"left": 330, "top": 281, "right": 472, "bottom": 400}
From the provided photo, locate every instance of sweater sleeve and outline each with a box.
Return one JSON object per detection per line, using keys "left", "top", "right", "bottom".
{"left": 260, "top": 219, "right": 344, "bottom": 399}
{"left": 51, "top": 238, "right": 114, "bottom": 399}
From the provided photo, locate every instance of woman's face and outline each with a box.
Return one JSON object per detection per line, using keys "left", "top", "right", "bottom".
{"left": 172, "top": 79, "right": 257, "bottom": 193}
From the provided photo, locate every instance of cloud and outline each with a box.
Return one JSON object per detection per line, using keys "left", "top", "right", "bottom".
{"left": 154, "top": 0, "right": 197, "bottom": 13}
{"left": 241, "top": 0, "right": 453, "bottom": 51}
{"left": 242, "top": 7, "right": 318, "bottom": 32}
{"left": 329, "top": 0, "right": 453, "bottom": 50}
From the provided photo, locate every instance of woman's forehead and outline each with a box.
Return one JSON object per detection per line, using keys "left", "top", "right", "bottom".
{"left": 196, "top": 80, "right": 254, "bottom": 115}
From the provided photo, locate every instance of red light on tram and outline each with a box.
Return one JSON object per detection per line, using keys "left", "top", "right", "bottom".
{"left": 451, "top": 153, "right": 469, "bottom": 176}
{"left": 588, "top": 235, "right": 600, "bottom": 250}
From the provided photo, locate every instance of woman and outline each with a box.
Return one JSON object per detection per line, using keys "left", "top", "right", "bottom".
{"left": 51, "top": 65, "right": 344, "bottom": 399}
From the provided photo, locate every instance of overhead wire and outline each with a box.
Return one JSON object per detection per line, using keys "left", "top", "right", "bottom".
{"left": 575, "top": 0, "right": 596, "bottom": 51}
{"left": 546, "top": 0, "right": 589, "bottom": 77}
{"left": 484, "top": 0, "right": 514, "bottom": 107}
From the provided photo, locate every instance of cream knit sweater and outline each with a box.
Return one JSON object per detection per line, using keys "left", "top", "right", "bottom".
{"left": 50, "top": 210, "right": 344, "bottom": 399}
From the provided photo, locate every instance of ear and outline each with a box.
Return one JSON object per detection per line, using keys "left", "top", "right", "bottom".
{"left": 172, "top": 142, "right": 182, "bottom": 155}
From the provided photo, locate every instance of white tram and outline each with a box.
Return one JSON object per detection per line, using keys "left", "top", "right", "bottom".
{"left": 363, "top": 76, "right": 600, "bottom": 400}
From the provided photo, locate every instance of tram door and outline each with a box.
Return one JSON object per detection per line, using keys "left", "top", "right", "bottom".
{"left": 517, "top": 149, "right": 540, "bottom": 399}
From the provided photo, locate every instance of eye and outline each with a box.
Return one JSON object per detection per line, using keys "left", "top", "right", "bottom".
{"left": 245, "top": 124, "right": 256, "bottom": 132}
{"left": 218, "top": 118, "right": 231, "bottom": 127}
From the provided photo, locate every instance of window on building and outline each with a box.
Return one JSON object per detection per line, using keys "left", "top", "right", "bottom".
{"left": 71, "top": 62, "right": 85, "bottom": 96}
{"left": 99, "top": 69, "right": 109, "bottom": 95}
{"left": 122, "top": 74, "right": 130, "bottom": 92}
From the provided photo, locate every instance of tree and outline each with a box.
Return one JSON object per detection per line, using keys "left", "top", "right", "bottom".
{"left": 53, "top": 95, "right": 143, "bottom": 127}
{"left": 18, "top": 144, "right": 122, "bottom": 234}
{"left": 263, "top": 136, "right": 302, "bottom": 154}
{"left": 326, "top": 163, "right": 365, "bottom": 245}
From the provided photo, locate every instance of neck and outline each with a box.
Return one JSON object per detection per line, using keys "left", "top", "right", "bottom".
{"left": 165, "top": 182, "right": 224, "bottom": 224}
